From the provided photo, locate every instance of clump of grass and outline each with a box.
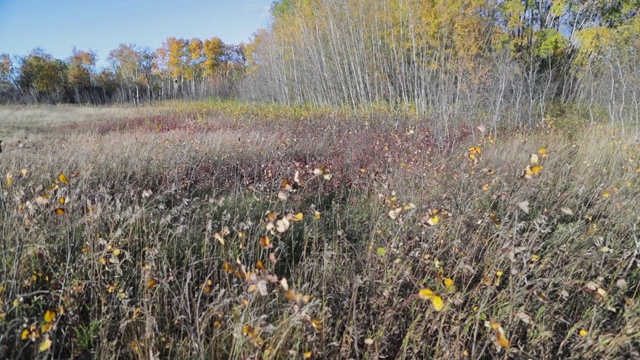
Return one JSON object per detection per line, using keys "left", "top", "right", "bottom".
{"left": 0, "top": 103, "right": 639, "bottom": 359}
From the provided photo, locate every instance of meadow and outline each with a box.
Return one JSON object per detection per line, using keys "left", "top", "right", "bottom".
{"left": 0, "top": 102, "right": 639, "bottom": 359}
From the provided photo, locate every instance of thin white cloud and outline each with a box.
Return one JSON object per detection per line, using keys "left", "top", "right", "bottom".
{"left": 242, "top": 3, "right": 271, "bottom": 19}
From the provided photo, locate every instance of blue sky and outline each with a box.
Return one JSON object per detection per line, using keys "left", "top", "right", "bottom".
{"left": 0, "top": 0, "right": 273, "bottom": 68}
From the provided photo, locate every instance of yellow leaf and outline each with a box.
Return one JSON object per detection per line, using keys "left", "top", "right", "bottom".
{"left": 58, "top": 197, "right": 65, "bottom": 204}
{"left": 21, "top": 329, "right": 29, "bottom": 340}
{"left": 482, "top": 275, "right": 493, "bottom": 286}
{"left": 53, "top": 208, "right": 66, "bottom": 215}
{"left": 20, "top": 168, "right": 28, "bottom": 177}
{"left": 39, "top": 337, "right": 52, "bottom": 352}
{"left": 288, "top": 212, "right": 304, "bottom": 222}
{"left": 426, "top": 215, "right": 439, "bottom": 226}
{"left": 444, "top": 278, "right": 455, "bottom": 292}
{"left": 496, "top": 331, "right": 510, "bottom": 349}
{"left": 311, "top": 319, "right": 323, "bottom": 330}
{"left": 242, "top": 325, "right": 255, "bottom": 337}
{"left": 538, "top": 147, "right": 547, "bottom": 157}
{"left": 303, "top": 351, "right": 312, "bottom": 358}
{"left": 314, "top": 211, "right": 321, "bottom": 220}
{"left": 41, "top": 323, "right": 54, "bottom": 333}
{"left": 260, "top": 236, "right": 272, "bottom": 249}
{"left": 418, "top": 288, "right": 435, "bottom": 300}
{"left": 112, "top": 248, "right": 121, "bottom": 256}
{"left": 579, "top": 329, "right": 588, "bottom": 337}
{"left": 602, "top": 191, "right": 610, "bottom": 198}
{"left": 44, "top": 309, "right": 56, "bottom": 323}
{"left": 522, "top": 166, "right": 537, "bottom": 179}
{"left": 281, "top": 178, "right": 292, "bottom": 191}
{"left": 58, "top": 174, "right": 69, "bottom": 184}
{"left": 6, "top": 173, "right": 13, "bottom": 187}
{"left": 482, "top": 183, "right": 490, "bottom": 191}
{"left": 202, "top": 283, "right": 212, "bottom": 295}
{"left": 418, "top": 288, "right": 445, "bottom": 310}
{"left": 530, "top": 164, "right": 543, "bottom": 175}
{"left": 430, "top": 295, "right": 445, "bottom": 311}
{"left": 265, "top": 211, "right": 278, "bottom": 222}
{"left": 147, "top": 278, "right": 158, "bottom": 288}
{"left": 223, "top": 262, "right": 234, "bottom": 274}
{"left": 469, "top": 146, "right": 481, "bottom": 155}
{"left": 285, "top": 289, "right": 301, "bottom": 302}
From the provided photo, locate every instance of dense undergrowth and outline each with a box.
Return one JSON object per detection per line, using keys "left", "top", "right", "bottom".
{"left": 0, "top": 102, "right": 639, "bottom": 359}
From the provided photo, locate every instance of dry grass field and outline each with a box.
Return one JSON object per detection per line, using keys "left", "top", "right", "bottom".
{"left": 1, "top": 102, "right": 639, "bottom": 359}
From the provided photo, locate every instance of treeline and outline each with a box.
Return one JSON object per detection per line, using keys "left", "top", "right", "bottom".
{"left": 0, "top": 37, "right": 246, "bottom": 104}
{"left": 241, "top": 0, "right": 640, "bottom": 130}
{"left": 2, "top": 1, "right": 640, "bottom": 130}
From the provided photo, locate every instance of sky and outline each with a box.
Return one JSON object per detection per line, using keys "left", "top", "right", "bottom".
{"left": 0, "top": 0, "right": 274, "bottom": 68}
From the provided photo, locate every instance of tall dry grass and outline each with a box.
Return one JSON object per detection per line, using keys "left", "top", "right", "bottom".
{"left": 0, "top": 103, "right": 639, "bottom": 359}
